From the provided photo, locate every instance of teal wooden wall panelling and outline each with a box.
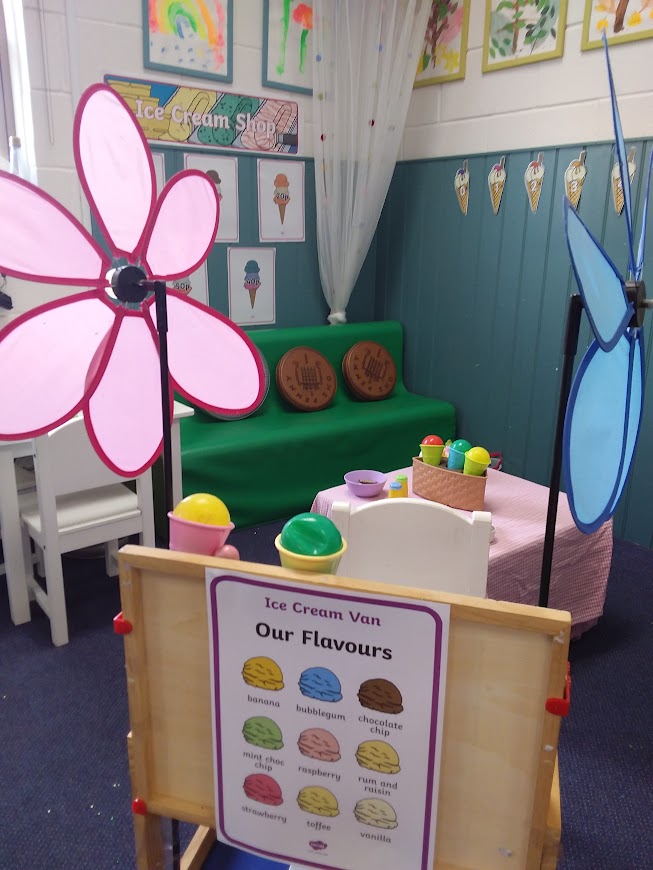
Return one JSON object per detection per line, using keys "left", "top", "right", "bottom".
{"left": 151, "top": 146, "right": 377, "bottom": 328}
{"left": 379, "top": 137, "right": 653, "bottom": 546}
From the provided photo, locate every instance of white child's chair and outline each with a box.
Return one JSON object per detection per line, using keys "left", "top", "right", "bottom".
{"left": 19, "top": 416, "right": 156, "bottom": 646}
{"left": 331, "top": 498, "right": 492, "bottom": 598}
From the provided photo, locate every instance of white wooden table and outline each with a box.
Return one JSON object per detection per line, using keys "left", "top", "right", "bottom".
{"left": 0, "top": 401, "right": 194, "bottom": 626}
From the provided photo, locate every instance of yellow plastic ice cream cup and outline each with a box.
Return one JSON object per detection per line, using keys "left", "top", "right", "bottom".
{"left": 274, "top": 536, "right": 347, "bottom": 574}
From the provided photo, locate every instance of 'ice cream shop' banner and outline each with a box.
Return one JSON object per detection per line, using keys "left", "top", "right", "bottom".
{"left": 206, "top": 570, "right": 450, "bottom": 870}
{"left": 104, "top": 75, "right": 299, "bottom": 154}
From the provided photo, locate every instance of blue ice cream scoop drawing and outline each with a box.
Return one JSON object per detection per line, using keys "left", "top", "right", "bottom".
{"left": 299, "top": 667, "right": 343, "bottom": 702}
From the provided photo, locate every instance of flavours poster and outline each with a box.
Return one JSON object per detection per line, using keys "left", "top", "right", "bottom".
{"left": 206, "top": 571, "right": 450, "bottom": 870}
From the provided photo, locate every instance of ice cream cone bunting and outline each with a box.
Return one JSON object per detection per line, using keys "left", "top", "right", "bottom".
{"left": 524, "top": 153, "right": 545, "bottom": 214}
{"left": 564, "top": 151, "right": 587, "bottom": 210}
{"left": 611, "top": 146, "right": 636, "bottom": 215}
{"left": 454, "top": 160, "right": 470, "bottom": 216}
{"left": 487, "top": 156, "right": 506, "bottom": 215}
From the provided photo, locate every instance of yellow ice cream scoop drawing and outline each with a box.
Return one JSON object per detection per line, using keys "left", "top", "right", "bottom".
{"left": 297, "top": 786, "right": 340, "bottom": 817}
{"left": 242, "top": 656, "right": 284, "bottom": 691}
{"left": 355, "top": 740, "right": 400, "bottom": 775}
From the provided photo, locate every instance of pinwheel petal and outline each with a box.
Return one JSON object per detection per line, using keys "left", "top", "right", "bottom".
{"left": 608, "top": 330, "right": 644, "bottom": 513}
{"left": 0, "top": 293, "right": 115, "bottom": 437}
{"left": 0, "top": 172, "right": 110, "bottom": 284}
{"left": 565, "top": 198, "right": 631, "bottom": 352}
{"left": 142, "top": 171, "right": 219, "bottom": 281}
{"left": 85, "top": 313, "right": 164, "bottom": 476}
{"left": 147, "top": 292, "right": 266, "bottom": 415}
{"left": 74, "top": 84, "right": 155, "bottom": 260}
{"left": 563, "top": 334, "right": 642, "bottom": 534}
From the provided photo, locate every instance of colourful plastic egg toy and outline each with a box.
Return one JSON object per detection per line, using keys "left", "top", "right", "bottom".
{"left": 451, "top": 439, "right": 472, "bottom": 454}
{"left": 466, "top": 446, "right": 491, "bottom": 465}
{"left": 172, "top": 493, "right": 231, "bottom": 526}
{"left": 421, "top": 434, "right": 444, "bottom": 446}
{"left": 280, "top": 513, "right": 343, "bottom": 557}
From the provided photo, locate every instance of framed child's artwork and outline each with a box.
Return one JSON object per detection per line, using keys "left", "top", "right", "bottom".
{"left": 582, "top": 0, "right": 653, "bottom": 50}
{"left": 262, "top": 0, "right": 313, "bottom": 95}
{"left": 143, "top": 0, "right": 233, "bottom": 82}
{"left": 414, "top": 0, "right": 471, "bottom": 87}
{"left": 482, "top": 0, "right": 568, "bottom": 73}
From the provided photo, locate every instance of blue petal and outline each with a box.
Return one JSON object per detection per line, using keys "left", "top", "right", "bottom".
{"left": 564, "top": 197, "right": 631, "bottom": 351}
{"left": 603, "top": 31, "right": 636, "bottom": 275}
{"left": 563, "top": 333, "right": 643, "bottom": 534}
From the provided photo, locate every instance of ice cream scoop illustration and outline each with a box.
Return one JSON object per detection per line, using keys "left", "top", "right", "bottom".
{"left": 564, "top": 151, "right": 587, "bottom": 210}
{"left": 454, "top": 160, "right": 469, "bottom": 215}
{"left": 242, "top": 716, "right": 283, "bottom": 750}
{"left": 206, "top": 169, "right": 223, "bottom": 201}
{"left": 487, "top": 156, "right": 506, "bottom": 215}
{"left": 243, "top": 259, "right": 261, "bottom": 309}
{"left": 273, "top": 172, "right": 291, "bottom": 224}
{"left": 297, "top": 786, "right": 339, "bottom": 817}
{"left": 243, "top": 773, "right": 283, "bottom": 806}
{"left": 357, "top": 678, "right": 403, "bottom": 714}
{"left": 354, "top": 798, "right": 398, "bottom": 829}
{"left": 355, "top": 740, "right": 400, "bottom": 774}
{"left": 298, "top": 728, "right": 341, "bottom": 762}
{"left": 299, "top": 667, "right": 343, "bottom": 702}
{"left": 524, "top": 153, "right": 545, "bottom": 214}
{"left": 611, "top": 145, "right": 636, "bottom": 215}
{"left": 242, "top": 655, "right": 283, "bottom": 690}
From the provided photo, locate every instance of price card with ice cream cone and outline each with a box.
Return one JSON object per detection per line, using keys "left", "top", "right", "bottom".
{"left": 454, "top": 159, "right": 470, "bottom": 215}
{"left": 206, "top": 570, "right": 450, "bottom": 870}
{"left": 487, "top": 156, "right": 506, "bottom": 215}
{"left": 258, "top": 158, "right": 306, "bottom": 242}
{"left": 564, "top": 151, "right": 587, "bottom": 211}
{"left": 524, "top": 153, "right": 545, "bottom": 214}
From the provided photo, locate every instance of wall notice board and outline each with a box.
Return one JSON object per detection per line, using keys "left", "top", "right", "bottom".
{"left": 117, "top": 546, "right": 570, "bottom": 869}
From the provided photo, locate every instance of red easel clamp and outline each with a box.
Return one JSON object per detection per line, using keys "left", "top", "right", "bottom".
{"left": 113, "top": 612, "right": 133, "bottom": 635}
{"left": 546, "top": 662, "right": 571, "bottom": 717}
{"left": 132, "top": 798, "right": 148, "bottom": 816}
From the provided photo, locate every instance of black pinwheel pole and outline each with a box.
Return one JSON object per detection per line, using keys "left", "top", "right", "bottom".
{"left": 539, "top": 293, "right": 583, "bottom": 607}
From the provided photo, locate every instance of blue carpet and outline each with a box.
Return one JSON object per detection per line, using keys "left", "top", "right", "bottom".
{"left": 1, "top": 530, "right": 651, "bottom": 869}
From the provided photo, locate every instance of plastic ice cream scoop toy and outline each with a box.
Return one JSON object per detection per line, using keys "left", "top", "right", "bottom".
{"left": 274, "top": 512, "right": 346, "bottom": 574}
{"left": 168, "top": 493, "right": 239, "bottom": 559}
{"left": 420, "top": 434, "right": 444, "bottom": 466}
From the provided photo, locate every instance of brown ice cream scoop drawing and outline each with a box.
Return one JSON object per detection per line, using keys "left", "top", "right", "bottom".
{"left": 273, "top": 172, "right": 291, "bottom": 224}
{"left": 357, "top": 678, "right": 403, "bottom": 714}
{"left": 206, "top": 169, "right": 223, "bottom": 201}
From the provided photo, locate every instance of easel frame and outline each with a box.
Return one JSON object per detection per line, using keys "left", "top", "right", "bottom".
{"left": 117, "top": 545, "right": 570, "bottom": 870}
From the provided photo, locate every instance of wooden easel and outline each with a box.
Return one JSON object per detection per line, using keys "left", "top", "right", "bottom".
{"left": 117, "top": 546, "right": 569, "bottom": 870}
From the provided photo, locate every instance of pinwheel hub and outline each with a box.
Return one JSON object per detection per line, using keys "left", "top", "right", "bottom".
{"left": 110, "top": 264, "right": 149, "bottom": 304}
{"left": 626, "top": 280, "right": 648, "bottom": 329}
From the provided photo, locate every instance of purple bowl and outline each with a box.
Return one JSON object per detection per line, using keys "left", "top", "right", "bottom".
{"left": 344, "top": 469, "right": 387, "bottom": 498}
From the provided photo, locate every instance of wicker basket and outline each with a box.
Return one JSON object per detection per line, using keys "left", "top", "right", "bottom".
{"left": 412, "top": 457, "right": 486, "bottom": 511}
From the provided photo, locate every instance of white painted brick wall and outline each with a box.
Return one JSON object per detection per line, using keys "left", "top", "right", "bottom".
{"left": 401, "top": 0, "right": 653, "bottom": 160}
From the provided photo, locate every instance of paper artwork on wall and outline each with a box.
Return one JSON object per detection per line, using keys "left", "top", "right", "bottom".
{"left": 228, "top": 247, "right": 276, "bottom": 325}
{"left": 414, "top": 1, "right": 471, "bottom": 87}
{"left": 611, "top": 146, "right": 636, "bottom": 215}
{"left": 263, "top": 0, "right": 313, "bottom": 95}
{"left": 482, "top": 0, "right": 568, "bottom": 72}
{"left": 170, "top": 260, "right": 209, "bottom": 306}
{"left": 151, "top": 150, "right": 166, "bottom": 194}
{"left": 184, "top": 153, "right": 239, "bottom": 242}
{"left": 454, "top": 160, "right": 469, "bottom": 215}
{"left": 143, "top": 0, "right": 233, "bottom": 82}
{"left": 582, "top": 0, "right": 653, "bottom": 50}
{"left": 564, "top": 151, "right": 587, "bottom": 210}
{"left": 258, "top": 159, "right": 305, "bottom": 242}
{"left": 487, "top": 156, "right": 506, "bottom": 215}
{"left": 524, "top": 153, "right": 545, "bottom": 214}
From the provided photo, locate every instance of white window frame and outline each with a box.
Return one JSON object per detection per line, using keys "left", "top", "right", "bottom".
{"left": 0, "top": 10, "right": 14, "bottom": 171}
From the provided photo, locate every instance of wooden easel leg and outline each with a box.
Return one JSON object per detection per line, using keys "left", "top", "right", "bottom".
{"left": 134, "top": 811, "right": 166, "bottom": 870}
{"left": 181, "top": 826, "right": 217, "bottom": 870}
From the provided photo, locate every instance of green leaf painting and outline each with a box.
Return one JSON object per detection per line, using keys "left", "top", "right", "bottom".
{"left": 482, "top": 0, "right": 568, "bottom": 72}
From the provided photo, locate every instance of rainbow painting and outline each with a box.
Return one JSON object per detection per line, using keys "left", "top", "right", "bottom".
{"left": 143, "top": 0, "right": 233, "bottom": 82}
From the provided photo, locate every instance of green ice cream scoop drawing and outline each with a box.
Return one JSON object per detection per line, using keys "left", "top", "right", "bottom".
{"left": 242, "top": 716, "right": 284, "bottom": 750}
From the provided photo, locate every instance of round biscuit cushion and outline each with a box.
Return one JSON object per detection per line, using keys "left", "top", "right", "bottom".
{"left": 276, "top": 346, "right": 337, "bottom": 411}
{"left": 342, "top": 341, "right": 396, "bottom": 400}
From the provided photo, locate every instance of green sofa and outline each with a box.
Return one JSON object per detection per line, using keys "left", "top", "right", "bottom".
{"left": 177, "top": 320, "right": 456, "bottom": 527}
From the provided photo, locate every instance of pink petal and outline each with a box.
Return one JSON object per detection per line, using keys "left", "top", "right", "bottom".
{"left": 74, "top": 84, "right": 155, "bottom": 259}
{"left": 143, "top": 171, "right": 219, "bottom": 280}
{"left": 0, "top": 293, "right": 115, "bottom": 437}
{"left": 0, "top": 171, "right": 109, "bottom": 284}
{"left": 147, "top": 293, "right": 266, "bottom": 415}
{"left": 85, "top": 313, "right": 164, "bottom": 476}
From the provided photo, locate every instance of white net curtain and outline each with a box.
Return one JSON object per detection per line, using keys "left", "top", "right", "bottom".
{"left": 312, "top": 0, "right": 430, "bottom": 324}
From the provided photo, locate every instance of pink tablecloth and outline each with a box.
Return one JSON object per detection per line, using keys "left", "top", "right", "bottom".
{"left": 311, "top": 467, "right": 613, "bottom": 638}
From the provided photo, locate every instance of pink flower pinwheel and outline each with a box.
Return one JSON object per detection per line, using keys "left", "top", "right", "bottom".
{"left": 0, "top": 84, "right": 266, "bottom": 476}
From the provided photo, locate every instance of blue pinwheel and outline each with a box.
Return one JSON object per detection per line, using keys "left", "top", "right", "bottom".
{"left": 562, "top": 34, "right": 653, "bottom": 534}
